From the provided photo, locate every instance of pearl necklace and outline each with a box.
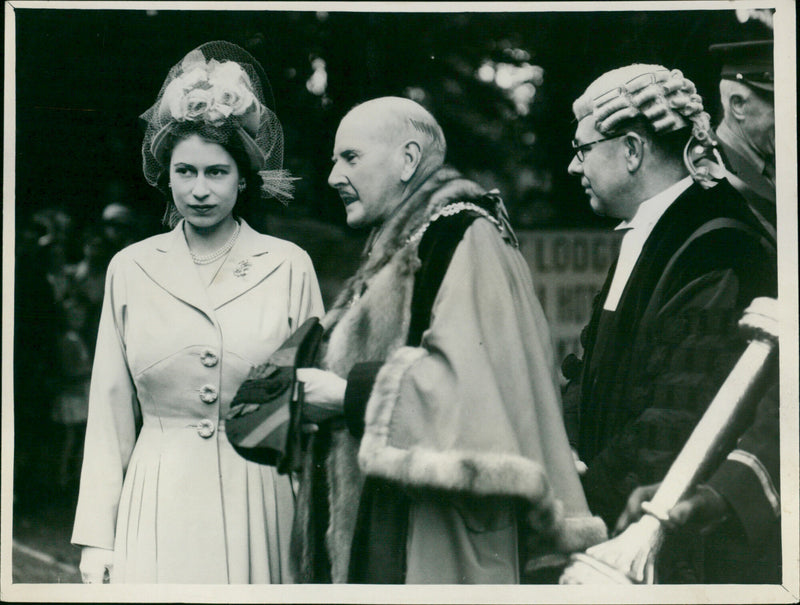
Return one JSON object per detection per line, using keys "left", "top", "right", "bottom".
{"left": 190, "top": 221, "right": 241, "bottom": 265}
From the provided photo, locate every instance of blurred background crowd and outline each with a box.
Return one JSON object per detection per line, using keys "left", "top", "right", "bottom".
{"left": 8, "top": 4, "right": 778, "bottom": 583}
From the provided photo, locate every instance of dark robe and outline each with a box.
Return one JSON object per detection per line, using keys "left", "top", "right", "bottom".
{"left": 562, "top": 178, "right": 778, "bottom": 582}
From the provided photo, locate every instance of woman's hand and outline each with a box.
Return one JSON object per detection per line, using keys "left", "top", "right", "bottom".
{"left": 79, "top": 546, "right": 114, "bottom": 583}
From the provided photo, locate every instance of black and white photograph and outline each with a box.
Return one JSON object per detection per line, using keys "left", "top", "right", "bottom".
{"left": 2, "top": 1, "right": 797, "bottom": 603}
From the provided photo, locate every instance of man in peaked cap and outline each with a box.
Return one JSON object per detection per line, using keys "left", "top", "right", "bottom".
{"left": 561, "top": 62, "right": 778, "bottom": 582}
{"left": 711, "top": 40, "right": 776, "bottom": 230}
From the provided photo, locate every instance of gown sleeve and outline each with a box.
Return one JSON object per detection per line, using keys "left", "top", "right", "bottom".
{"left": 706, "top": 381, "right": 780, "bottom": 544}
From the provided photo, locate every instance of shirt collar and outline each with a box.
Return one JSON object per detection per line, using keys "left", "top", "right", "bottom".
{"left": 615, "top": 176, "right": 693, "bottom": 233}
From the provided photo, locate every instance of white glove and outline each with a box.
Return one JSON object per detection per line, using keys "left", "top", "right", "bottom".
{"left": 79, "top": 546, "right": 114, "bottom": 583}
{"left": 295, "top": 368, "right": 347, "bottom": 430}
{"left": 295, "top": 368, "right": 346, "bottom": 410}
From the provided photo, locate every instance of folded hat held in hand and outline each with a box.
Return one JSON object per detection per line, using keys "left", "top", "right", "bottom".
{"left": 226, "top": 317, "right": 323, "bottom": 473}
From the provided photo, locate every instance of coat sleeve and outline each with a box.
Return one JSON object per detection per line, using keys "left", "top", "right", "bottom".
{"left": 358, "top": 219, "right": 606, "bottom": 550}
{"left": 71, "top": 255, "right": 139, "bottom": 549}
{"left": 706, "top": 380, "right": 780, "bottom": 545}
{"left": 288, "top": 249, "right": 325, "bottom": 331}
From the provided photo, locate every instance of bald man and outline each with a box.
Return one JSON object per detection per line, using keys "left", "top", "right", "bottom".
{"left": 290, "top": 97, "right": 606, "bottom": 583}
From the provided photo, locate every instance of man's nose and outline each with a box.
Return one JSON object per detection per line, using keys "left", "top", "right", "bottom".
{"left": 328, "top": 162, "right": 346, "bottom": 188}
{"left": 567, "top": 155, "right": 583, "bottom": 176}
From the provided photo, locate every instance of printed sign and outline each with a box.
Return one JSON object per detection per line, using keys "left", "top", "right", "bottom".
{"left": 518, "top": 230, "right": 622, "bottom": 364}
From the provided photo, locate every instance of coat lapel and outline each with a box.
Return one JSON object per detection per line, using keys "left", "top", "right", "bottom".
{"left": 206, "top": 220, "right": 286, "bottom": 310}
{"left": 133, "top": 223, "right": 216, "bottom": 320}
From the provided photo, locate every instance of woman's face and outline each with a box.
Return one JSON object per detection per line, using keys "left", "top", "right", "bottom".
{"left": 169, "top": 134, "right": 241, "bottom": 231}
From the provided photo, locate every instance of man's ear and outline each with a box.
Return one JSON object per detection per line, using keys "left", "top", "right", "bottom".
{"left": 728, "top": 93, "right": 748, "bottom": 121}
{"left": 400, "top": 140, "right": 422, "bottom": 183}
{"left": 623, "top": 132, "right": 645, "bottom": 173}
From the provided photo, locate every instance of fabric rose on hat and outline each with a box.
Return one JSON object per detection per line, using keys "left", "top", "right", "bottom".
{"left": 182, "top": 86, "right": 215, "bottom": 120}
{"left": 157, "top": 53, "right": 261, "bottom": 132}
{"left": 206, "top": 60, "right": 260, "bottom": 131}
{"left": 159, "top": 51, "right": 210, "bottom": 121}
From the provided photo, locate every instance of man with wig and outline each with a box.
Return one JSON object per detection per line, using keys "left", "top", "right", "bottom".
{"left": 290, "top": 96, "right": 607, "bottom": 583}
{"left": 613, "top": 43, "right": 781, "bottom": 584}
{"left": 561, "top": 64, "right": 777, "bottom": 582}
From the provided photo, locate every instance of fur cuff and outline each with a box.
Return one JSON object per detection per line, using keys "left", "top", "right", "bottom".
{"left": 552, "top": 515, "right": 608, "bottom": 553}
{"left": 361, "top": 346, "right": 426, "bottom": 435}
{"left": 359, "top": 346, "right": 564, "bottom": 536}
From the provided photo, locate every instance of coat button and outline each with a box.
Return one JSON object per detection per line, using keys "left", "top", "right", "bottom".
{"left": 199, "top": 384, "right": 218, "bottom": 404}
{"left": 197, "top": 419, "right": 215, "bottom": 438}
{"left": 200, "top": 350, "right": 218, "bottom": 367}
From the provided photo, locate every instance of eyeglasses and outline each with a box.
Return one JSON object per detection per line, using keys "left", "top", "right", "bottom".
{"left": 571, "top": 132, "right": 627, "bottom": 162}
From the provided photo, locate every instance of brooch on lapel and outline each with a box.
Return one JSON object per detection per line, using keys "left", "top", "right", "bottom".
{"left": 233, "top": 259, "right": 252, "bottom": 278}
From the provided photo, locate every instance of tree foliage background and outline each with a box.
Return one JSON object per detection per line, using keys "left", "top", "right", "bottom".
{"left": 14, "top": 6, "right": 773, "bottom": 254}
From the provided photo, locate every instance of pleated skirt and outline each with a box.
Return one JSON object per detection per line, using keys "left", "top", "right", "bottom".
{"left": 112, "top": 422, "right": 295, "bottom": 583}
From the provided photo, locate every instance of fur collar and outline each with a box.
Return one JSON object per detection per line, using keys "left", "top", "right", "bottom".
{"left": 323, "top": 166, "right": 487, "bottom": 330}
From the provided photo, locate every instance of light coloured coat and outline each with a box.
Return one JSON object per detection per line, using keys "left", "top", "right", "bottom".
{"left": 72, "top": 220, "right": 324, "bottom": 583}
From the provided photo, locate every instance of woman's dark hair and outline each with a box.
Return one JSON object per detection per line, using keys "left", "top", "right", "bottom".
{"left": 156, "top": 121, "right": 261, "bottom": 228}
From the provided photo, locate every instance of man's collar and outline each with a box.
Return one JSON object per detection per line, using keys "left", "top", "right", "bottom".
{"left": 616, "top": 176, "right": 693, "bottom": 232}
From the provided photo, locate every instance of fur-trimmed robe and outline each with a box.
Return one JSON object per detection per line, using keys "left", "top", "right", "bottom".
{"left": 291, "top": 167, "right": 606, "bottom": 583}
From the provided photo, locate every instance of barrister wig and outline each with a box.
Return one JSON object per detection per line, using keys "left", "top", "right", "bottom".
{"left": 573, "top": 64, "right": 725, "bottom": 188}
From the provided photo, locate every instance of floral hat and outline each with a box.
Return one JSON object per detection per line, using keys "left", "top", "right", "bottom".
{"left": 140, "top": 41, "right": 296, "bottom": 202}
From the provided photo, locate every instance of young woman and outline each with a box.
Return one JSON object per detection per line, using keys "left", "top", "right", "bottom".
{"left": 72, "top": 41, "right": 324, "bottom": 584}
